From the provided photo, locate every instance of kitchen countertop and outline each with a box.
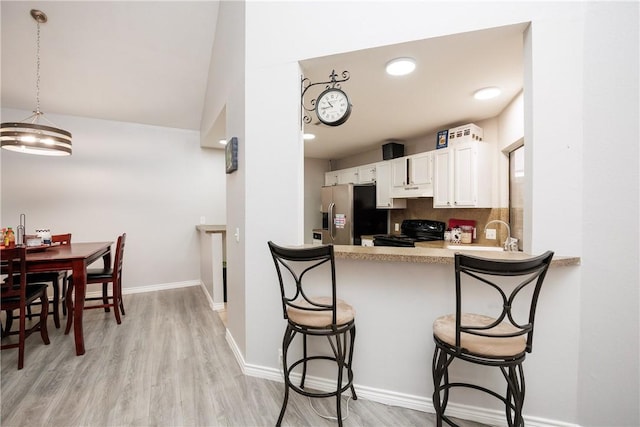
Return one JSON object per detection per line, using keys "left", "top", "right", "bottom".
{"left": 333, "top": 241, "right": 580, "bottom": 266}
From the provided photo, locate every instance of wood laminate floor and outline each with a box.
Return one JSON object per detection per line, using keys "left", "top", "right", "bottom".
{"left": 1, "top": 287, "right": 488, "bottom": 427}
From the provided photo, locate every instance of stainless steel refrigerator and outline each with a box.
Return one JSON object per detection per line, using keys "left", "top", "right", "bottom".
{"left": 321, "top": 184, "right": 388, "bottom": 245}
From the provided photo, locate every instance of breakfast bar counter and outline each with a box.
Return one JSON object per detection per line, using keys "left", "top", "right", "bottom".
{"left": 332, "top": 243, "right": 580, "bottom": 266}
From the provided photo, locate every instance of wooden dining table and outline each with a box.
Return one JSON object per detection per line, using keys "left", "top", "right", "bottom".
{"left": 24, "top": 241, "right": 113, "bottom": 355}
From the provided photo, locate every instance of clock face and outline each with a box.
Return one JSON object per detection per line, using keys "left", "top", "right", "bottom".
{"left": 315, "top": 88, "right": 351, "bottom": 126}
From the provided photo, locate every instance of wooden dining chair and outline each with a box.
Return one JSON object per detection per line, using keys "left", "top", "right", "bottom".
{"left": 1, "top": 246, "right": 51, "bottom": 369}
{"left": 65, "top": 233, "right": 126, "bottom": 332}
{"left": 24, "top": 233, "right": 72, "bottom": 328}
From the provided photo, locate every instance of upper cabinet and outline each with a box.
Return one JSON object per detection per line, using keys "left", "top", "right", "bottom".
{"left": 391, "top": 157, "right": 407, "bottom": 188}
{"left": 357, "top": 165, "right": 376, "bottom": 184}
{"left": 324, "top": 163, "right": 376, "bottom": 186}
{"left": 433, "top": 141, "right": 493, "bottom": 208}
{"left": 408, "top": 152, "right": 433, "bottom": 186}
{"left": 375, "top": 161, "right": 407, "bottom": 209}
{"left": 337, "top": 167, "right": 359, "bottom": 185}
{"left": 390, "top": 152, "right": 434, "bottom": 198}
{"left": 323, "top": 140, "right": 495, "bottom": 209}
{"left": 325, "top": 171, "right": 339, "bottom": 186}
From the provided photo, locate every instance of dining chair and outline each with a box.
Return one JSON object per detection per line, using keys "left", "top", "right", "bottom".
{"left": 1, "top": 246, "right": 51, "bottom": 369}
{"left": 267, "top": 241, "right": 357, "bottom": 427}
{"left": 432, "top": 251, "right": 554, "bottom": 427}
{"left": 65, "top": 233, "right": 126, "bottom": 332}
{"left": 24, "top": 233, "right": 72, "bottom": 328}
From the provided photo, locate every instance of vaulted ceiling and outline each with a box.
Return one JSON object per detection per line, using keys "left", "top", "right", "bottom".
{"left": 1, "top": 1, "right": 219, "bottom": 130}
{"left": 1, "top": 2, "right": 525, "bottom": 161}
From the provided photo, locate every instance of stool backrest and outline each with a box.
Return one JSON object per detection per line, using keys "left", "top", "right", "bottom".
{"left": 267, "top": 241, "right": 337, "bottom": 325}
{"left": 454, "top": 250, "right": 554, "bottom": 353}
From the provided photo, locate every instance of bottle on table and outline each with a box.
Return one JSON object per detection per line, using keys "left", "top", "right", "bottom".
{"left": 4, "top": 227, "right": 15, "bottom": 247}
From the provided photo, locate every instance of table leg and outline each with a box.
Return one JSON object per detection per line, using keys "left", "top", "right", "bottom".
{"left": 71, "top": 259, "right": 87, "bottom": 356}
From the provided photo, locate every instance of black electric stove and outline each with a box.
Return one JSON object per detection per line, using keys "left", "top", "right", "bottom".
{"left": 373, "top": 219, "right": 446, "bottom": 247}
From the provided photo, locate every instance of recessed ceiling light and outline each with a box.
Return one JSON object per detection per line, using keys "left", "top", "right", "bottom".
{"left": 303, "top": 133, "right": 316, "bottom": 140}
{"left": 385, "top": 57, "right": 416, "bottom": 76}
{"left": 473, "top": 87, "right": 501, "bottom": 100}
{"left": 219, "top": 139, "right": 227, "bottom": 145}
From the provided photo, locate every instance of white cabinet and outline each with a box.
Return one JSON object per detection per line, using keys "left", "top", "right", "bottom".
{"left": 325, "top": 163, "right": 377, "bottom": 185}
{"left": 408, "top": 151, "right": 433, "bottom": 186}
{"left": 433, "top": 149, "right": 452, "bottom": 207}
{"left": 375, "top": 161, "right": 406, "bottom": 209}
{"left": 325, "top": 171, "right": 339, "bottom": 186}
{"left": 391, "top": 158, "right": 407, "bottom": 188}
{"left": 433, "top": 141, "right": 493, "bottom": 208}
{"left": 390, "top": 152, "right": 434, "bottom": 198}
{"left": 337, "top": 167, "right": 358, "bottom": 184}
{"left": 357, "top": 165, "right": 376, "bottom": 184}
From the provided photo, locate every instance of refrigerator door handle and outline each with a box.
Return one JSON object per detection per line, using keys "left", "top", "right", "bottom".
{"left": 329, "top": 202, "right": 335, "bottom": 241}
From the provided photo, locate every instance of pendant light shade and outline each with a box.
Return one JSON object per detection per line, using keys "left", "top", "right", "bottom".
{"left": 1, "top": 9, "right": 72, "bottom": 156}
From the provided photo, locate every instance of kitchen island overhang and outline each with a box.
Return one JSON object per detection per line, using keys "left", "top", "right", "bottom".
{"left": 332, "top": 243, "right": 580, "bottom": 267}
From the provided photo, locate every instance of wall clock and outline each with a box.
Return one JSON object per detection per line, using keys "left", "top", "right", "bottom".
{"left": 315, "top": 88, "right": 352, "bottom": 126}
{"left": 301, "top": 69, "right": 352, "bottom": 127}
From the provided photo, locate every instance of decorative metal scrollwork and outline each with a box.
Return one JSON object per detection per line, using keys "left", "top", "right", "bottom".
{"left": 301, "top": 69, "right": 350, "bottom": 125}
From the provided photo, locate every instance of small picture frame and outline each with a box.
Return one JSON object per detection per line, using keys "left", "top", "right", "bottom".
{"left": 436, "top": 130, "right": 448, "bottom": 149}
{"left": 226, "top": 137, "right": 238, "bottom": 173}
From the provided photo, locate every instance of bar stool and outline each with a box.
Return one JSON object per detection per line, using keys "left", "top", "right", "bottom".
{"left": 432, "top": 251, "right": 554, "bottom": 427}
{"left": 267, "top": 241, "right": 357, "bottom": 427}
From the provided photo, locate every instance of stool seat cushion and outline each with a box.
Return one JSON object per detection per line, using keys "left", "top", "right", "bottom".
{"left": 433, "top": 313, "right": 526, "bottom": 357}
{"left": 287, "top": 297, "right": 355, "bottom": 328}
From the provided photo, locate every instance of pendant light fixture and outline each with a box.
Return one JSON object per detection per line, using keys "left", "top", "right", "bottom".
{"left": 0, "top": 9, "right": 72, "bottom": 156}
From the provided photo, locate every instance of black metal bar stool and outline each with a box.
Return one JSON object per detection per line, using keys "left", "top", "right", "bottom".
{"left": 268, "top": 241, "right": 357, "bottom": 427}
{"left": 432, "top": 251, "right": 554, "bottom": 427}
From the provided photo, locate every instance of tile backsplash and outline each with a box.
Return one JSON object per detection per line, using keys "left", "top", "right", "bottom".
{"left": 389, "top": 198, "right": 510, "bottom": 245}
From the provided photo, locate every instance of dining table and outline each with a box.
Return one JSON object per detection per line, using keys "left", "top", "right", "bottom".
{"left": 24, "top": 241, "right": 113, "bottom": 355}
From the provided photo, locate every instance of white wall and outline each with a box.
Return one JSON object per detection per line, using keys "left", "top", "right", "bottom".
{"left": 1, "top": 108, "right": 226, "bottom": 290}
{"left": 201, "top": 0, "right": 248, "bottom": 357}
{"left": 223, "top": 1, "right": 638, "bottom": 425}
{"left": 578, "top": 2, "right": 639, "bottom": 424}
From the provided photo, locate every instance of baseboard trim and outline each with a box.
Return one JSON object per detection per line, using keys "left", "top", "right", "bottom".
{"left": 122, "top": 280, "right": 201, "bottom": 294}
{"left": 85, "top": 280, "right": 200, "bottom": 298}
{"left": 223, "top": 330, "right": 579, "bottom": 427}
{"left": 85, "top": 280, "right": 226, "bottom": 311}
{"left": 196, "top": 282, "right": 225, "bottom": 311}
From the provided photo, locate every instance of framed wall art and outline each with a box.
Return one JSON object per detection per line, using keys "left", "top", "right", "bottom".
{"left": 225, "top": 137, "right": 238, "bottom": 174}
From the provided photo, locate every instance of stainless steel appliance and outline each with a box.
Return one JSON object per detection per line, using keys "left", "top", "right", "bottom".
{"left": 373, "top": 219, "right": 445, "bottom": 247}
{"left": 321, "top": 184, "right": 387, "bottom": 245}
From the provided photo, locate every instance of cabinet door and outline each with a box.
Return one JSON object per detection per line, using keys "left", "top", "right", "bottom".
{"left": 325, "top": 172, "right": 339, "bottom": 186}
{"left": 433, "top": 148, "right": 453, "bottom": 207}
{"left": 408, "top": 152, "right": 433, "bottom": 185}
{"left": 337, "top": 168, "right": 358, "bottom": 184}
{"left": 357, "top": 165, "right": 376, "bottom": 184}
{"left": 453, "top": 142, "right": 477, "bottom": 206}
{"left": 375, "top": 162, "right": 406, "bottom": 209}
{"left": 391, "top": 158, "right": 407, "bottom": 188}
